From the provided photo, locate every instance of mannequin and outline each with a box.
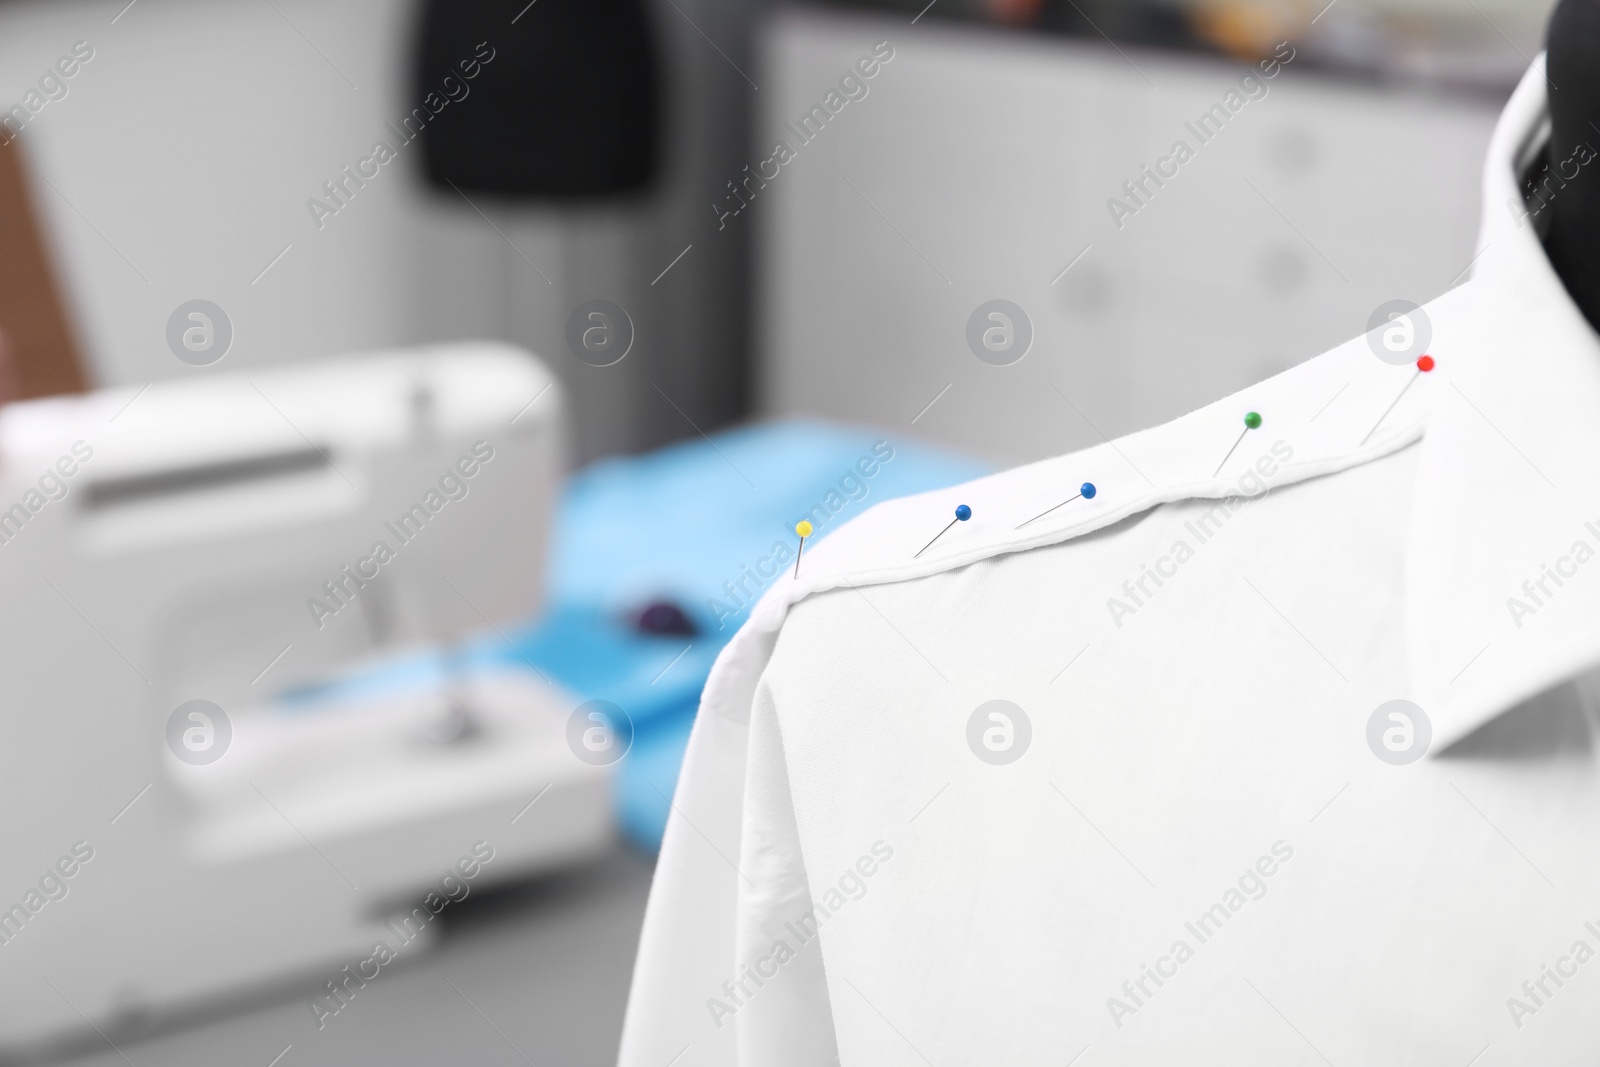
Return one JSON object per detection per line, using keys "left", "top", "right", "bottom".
{"left": 1542, "top": 0, "right": 1600, "bottom": 332}
{"left": 413, "top": 0, "right": 659, "bottom": 197}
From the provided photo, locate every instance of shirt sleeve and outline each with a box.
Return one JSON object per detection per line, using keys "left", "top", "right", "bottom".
{"left": 617, "top": 618, "right": 839, "bottom": 1067}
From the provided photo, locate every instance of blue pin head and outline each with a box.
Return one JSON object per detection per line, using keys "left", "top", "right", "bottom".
{"left": 1081, "top": 482, "right": 1097, "bottom": 500}
{"left": 954, "top": 504, "right": 972, "bottom": 521}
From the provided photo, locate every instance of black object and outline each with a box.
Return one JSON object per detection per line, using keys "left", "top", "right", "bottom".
{"left": 633, "top": 600, "right": 697, "bottom": 637}
{"left": 414, "top": 0, "right": 660, "bottom": 198}
{"left": 1542, "top": 0, "right": 1600, "bottom": 332}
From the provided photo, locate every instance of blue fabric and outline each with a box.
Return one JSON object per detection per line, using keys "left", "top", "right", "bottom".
{"left": 507, "top": 419, "right": 988, "bottom": 851}
{"left": 286, "top": 420, "right": 989, "bottom": 852}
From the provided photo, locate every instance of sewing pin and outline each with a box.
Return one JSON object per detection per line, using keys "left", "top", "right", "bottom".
{"left": 1213, "top": 411, "right": 1261, "bottom": 477}
{"left": 1359, "top": 355, "right": 1434, "bottom": 445}
{"left": 914, "top": 504, "right": 971, "bottom": 558}
{"left": 1017, "top": 482, "right": 1097, "bottom": 530}
{"left": 793, "top": 520, "right": 813, "bottom": 578}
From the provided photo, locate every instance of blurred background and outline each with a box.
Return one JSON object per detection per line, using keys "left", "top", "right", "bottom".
{"left": 0, "top": 0, "right": 1546, "bottom": 1063}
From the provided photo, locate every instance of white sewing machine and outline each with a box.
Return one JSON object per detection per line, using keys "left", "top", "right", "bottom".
{"left": 0, "top": 344, "right": 611, "bottom": 1055}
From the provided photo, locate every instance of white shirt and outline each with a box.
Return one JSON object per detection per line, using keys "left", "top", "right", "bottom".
{"left": 620, "top": 55, "right": 1600, "bottom": 1066}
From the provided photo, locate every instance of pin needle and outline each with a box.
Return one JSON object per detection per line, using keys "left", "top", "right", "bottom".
{"left": 914, "top": 505, "right": 971, "bottom": 558}
{"left": 1017, "top": 482, "right": 1097, "bottom": 530}
{"left": 793, "top": 520, "right": 813, "bottom": 578}
{"left": 1360, "top": 355, "right": 1434, "bottom": 445}
{"left": 1213, "top": 411, "right": 1261, "bottom": 477}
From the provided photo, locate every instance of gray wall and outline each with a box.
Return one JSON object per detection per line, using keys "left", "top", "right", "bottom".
{"left": 1, "top": 0, "right": 756, "bottom": 466}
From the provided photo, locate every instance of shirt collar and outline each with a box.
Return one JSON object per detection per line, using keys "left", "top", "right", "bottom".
{"left": 1409, "top": 52, "right": 1600, "bottom": 749}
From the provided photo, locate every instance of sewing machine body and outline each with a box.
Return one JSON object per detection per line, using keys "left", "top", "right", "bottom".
{"left": 0, "top": 344, "right": 609, "bottom": 1053}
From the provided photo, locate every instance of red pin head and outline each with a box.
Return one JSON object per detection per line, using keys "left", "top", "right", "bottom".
{"left": 1417, "top": 355, "right": 1435, "bottom": 372}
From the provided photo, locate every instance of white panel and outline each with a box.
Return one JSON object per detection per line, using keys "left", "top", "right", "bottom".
{"left": 758, "top": 8, "right": 1499, "bottom": 466}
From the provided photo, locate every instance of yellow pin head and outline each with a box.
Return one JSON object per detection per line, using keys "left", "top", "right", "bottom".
{"left": 794, "top": 521, "right": 813, "bottom": 538}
